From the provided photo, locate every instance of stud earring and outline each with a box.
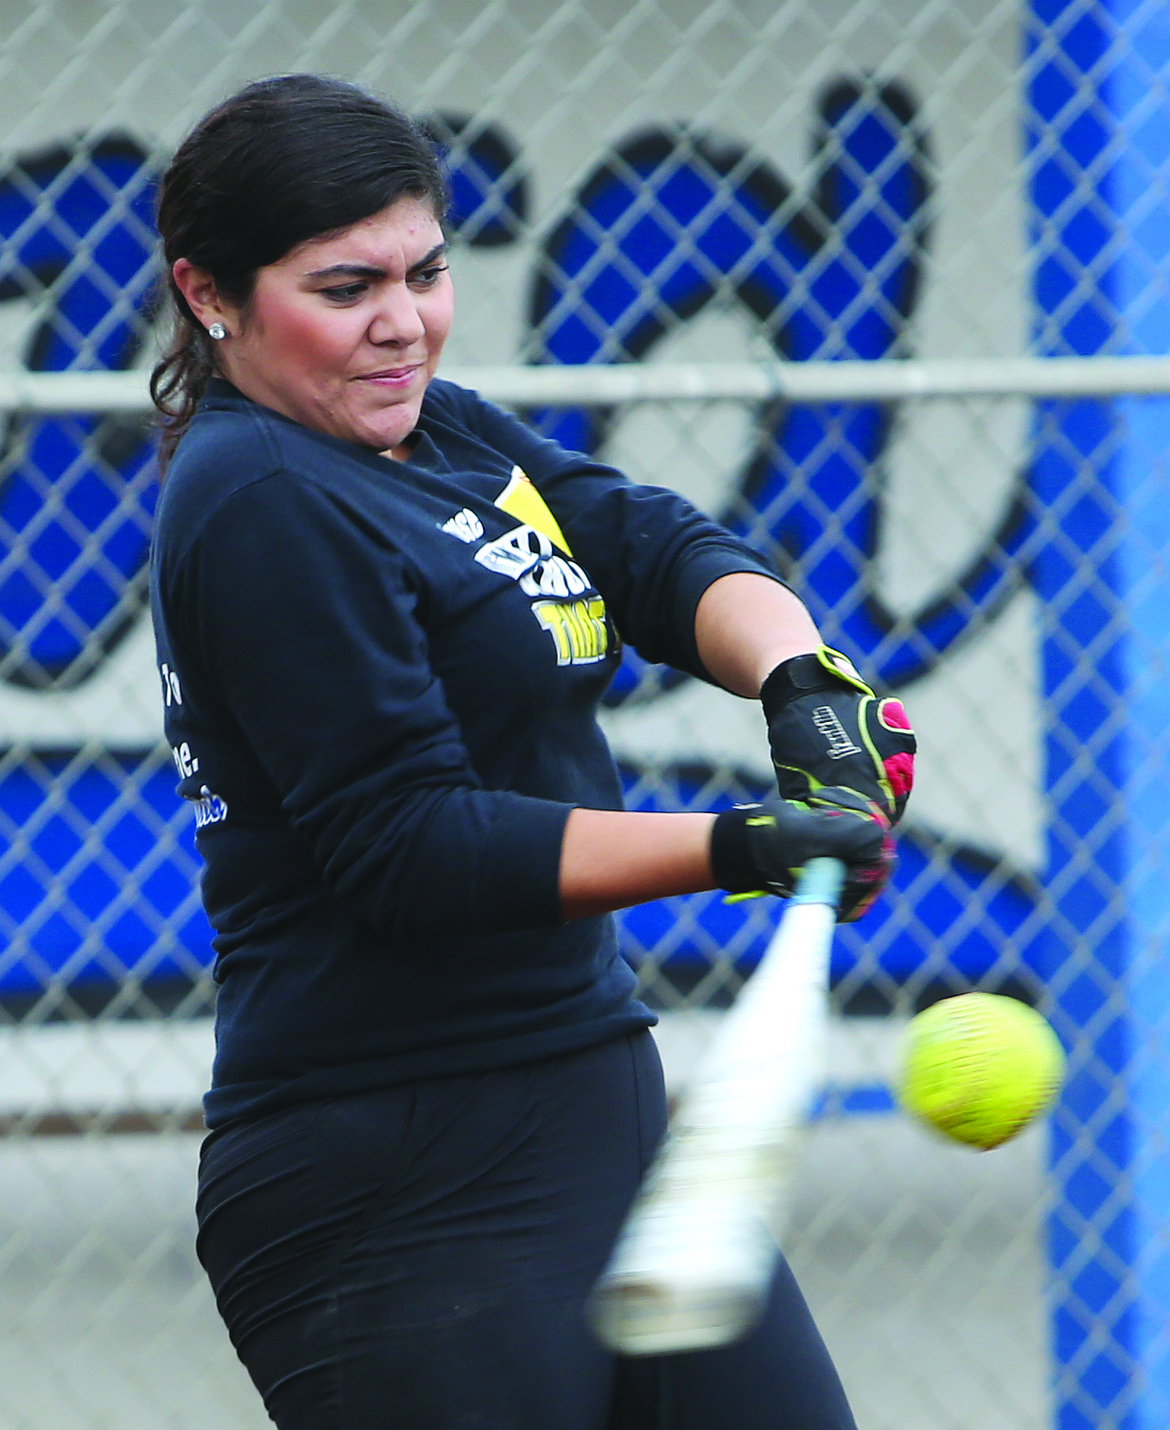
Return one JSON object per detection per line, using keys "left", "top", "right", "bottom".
{"left": 207, "top": 322, "right": 227, "bottom": 341}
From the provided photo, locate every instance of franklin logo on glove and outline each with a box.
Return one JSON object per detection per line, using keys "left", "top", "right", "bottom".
{"left": 810, "top": 705, "right": 862, "bottom": 760}
{"left": 760, "top": 646, "right": 916, "bottom": 826}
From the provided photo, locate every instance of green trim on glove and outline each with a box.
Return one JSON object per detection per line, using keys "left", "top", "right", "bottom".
{"left": 760, "top": 646, "right": 917, "bottom": 826}
{"left": 710, "top": 788, "right": 893, "bottom": 922}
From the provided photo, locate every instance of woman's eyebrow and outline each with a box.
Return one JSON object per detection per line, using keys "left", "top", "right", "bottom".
{"left": 304, "top": 244, "right": 448, "bottom": 282}
{"left": 304, "top": 263, "right": 385, "bottom": 281}
{"left": 408, "top": 242, "right": 449, "bottom": 272}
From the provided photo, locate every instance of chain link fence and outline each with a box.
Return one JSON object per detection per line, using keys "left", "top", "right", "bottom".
{"left": 0, "top": 1, "right": 1168, "bottom": 1427}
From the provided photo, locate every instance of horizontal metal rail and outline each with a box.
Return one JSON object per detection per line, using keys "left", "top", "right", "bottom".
{"left": 4, "top": 355, "right": 1170, "bottom": 413}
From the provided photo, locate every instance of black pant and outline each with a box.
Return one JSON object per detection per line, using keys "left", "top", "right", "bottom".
{"left": 196, "top": 1030, "right": 856, "bottom": 1429}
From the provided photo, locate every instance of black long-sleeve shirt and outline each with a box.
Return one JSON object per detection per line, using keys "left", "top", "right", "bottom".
{"left": 150, "top": 377, "right": 779, "bottom": 1126}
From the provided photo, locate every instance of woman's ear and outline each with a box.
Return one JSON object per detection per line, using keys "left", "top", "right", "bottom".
{"left": 172, "top": 258, "right": 230, "bottom": 335}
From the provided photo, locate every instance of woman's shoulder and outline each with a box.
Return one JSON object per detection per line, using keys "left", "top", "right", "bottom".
{"left": 164, "top": 381, "right": 375, "bottom": 512}
{"left": 156, "top": 386, "right": 323, "bottom": 561}
{"left": 419, "top": 375, "right": 482, "bottom": 429}
{"left": 168, "top": 382, "right": 285, "bottom": 488}
{"left": 418, "top": 377, "right": 554, "bottom": 466}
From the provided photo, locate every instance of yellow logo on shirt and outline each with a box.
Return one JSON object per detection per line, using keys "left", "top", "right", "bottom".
{"left": 495, "top": 466, "right": 572, "bottom": 555}
{"left": 442, "top": 468, "right": 609, "bottom": 666}
{"left": 532, "top": 596, "right": 609, "bottom": 665}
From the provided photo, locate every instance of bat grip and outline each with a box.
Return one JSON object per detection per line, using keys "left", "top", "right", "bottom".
{"left": 792, "top": 856, "right": 845, "bottom": 908}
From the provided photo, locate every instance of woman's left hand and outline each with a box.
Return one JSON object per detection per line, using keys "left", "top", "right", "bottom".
{"left": 710, "top": 786, "right": 894, "bottom": 922}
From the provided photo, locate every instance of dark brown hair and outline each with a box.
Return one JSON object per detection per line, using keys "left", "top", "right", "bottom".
{"left": 150, "top": 74, "right": 446, "bottom": 465}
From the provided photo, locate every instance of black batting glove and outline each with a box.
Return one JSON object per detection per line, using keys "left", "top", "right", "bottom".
{"left": 710, "top": 787, "right": 894, "bottom": 923}
{"left": 761, "top": 647, "right": 916, "bottom": 825}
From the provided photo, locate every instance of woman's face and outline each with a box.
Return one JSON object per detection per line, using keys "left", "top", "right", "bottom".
{"left": 185, "top": 196, "right": 453, "bottom": 456}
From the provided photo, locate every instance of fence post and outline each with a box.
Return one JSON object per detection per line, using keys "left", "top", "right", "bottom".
{"left": 1026, "top": 4, "right": 1170, "bottom": 1427}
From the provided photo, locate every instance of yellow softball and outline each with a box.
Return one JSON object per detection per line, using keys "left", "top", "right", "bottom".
{"left": 897, "top": 992, "right": 1065, "bottom": 1149}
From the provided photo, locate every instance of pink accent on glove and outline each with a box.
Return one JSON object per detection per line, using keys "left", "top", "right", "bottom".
{"left": 878, "top": 697, "right": 912, "bottom": 731}
{"left": 877, "top": 699, "right": 916, "bottom": 802}
{"left": 842, "top": 828, "right": 896, "bottom": 921}
{"left": 817, "top": 801, "right": 894, "bottom": 921}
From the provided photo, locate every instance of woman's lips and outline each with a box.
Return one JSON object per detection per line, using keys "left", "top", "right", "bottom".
{"left": 355, "top": 365, "right": 421, "bottom": 388}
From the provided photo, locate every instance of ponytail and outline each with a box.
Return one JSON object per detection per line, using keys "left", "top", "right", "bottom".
{"left": 149, "top": 317, "right": 215, "bottom": 468}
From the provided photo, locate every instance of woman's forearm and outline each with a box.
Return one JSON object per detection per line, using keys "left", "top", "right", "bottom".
{"left": 557, "top": 577, "right": 825, "bottom": 919}
{"left": 558, "top": 807, "right": 717, "bottom": 920}
{"left": 693, "top": 572, "right": 821, "bottom": 697}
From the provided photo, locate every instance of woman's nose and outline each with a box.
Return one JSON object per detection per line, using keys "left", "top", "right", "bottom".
{"left": 368, "top": 286, "right": 425, "bottom": 346}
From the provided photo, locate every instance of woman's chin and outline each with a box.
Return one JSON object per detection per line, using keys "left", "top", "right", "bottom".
{"left": 355, "top": 404, "right": 422, "bottom": 456}
{"left": 339, "top": 415, "right": 414, "bottom": 454}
